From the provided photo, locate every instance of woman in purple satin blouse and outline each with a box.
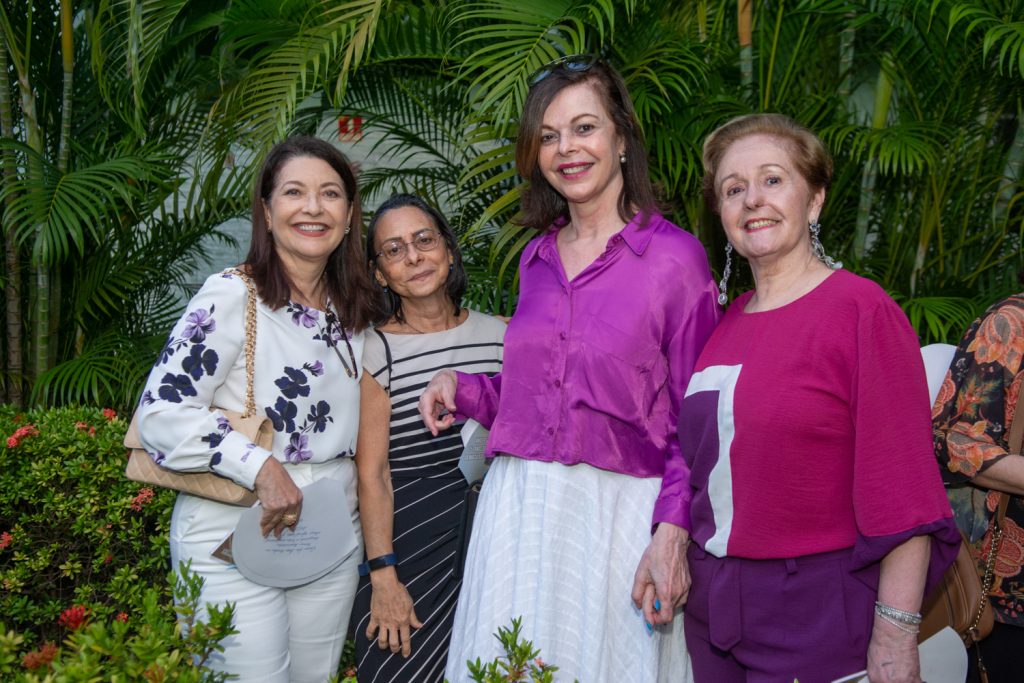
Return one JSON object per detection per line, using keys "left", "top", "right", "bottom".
{"left": 418, "top": 57, "right": 720, "bottom": 683}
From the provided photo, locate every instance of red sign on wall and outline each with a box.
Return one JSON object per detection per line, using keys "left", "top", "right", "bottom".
{"left": 338, "top": 116, "right": 363, "bottom": 142}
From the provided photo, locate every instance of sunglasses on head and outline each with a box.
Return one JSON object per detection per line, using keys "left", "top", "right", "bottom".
{"left": 527, "top": 53, "right": 599, "bottom": 87}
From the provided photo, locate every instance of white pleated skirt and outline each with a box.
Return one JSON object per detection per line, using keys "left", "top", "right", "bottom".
{"left": 444, "top": 456, "right": 691, "bottom": 683}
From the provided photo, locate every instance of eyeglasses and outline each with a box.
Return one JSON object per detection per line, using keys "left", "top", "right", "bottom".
{"left": 375, "top": 229, "right": 442, "bottom": 264}
{"left": 528, "top": 54, "right": 598, "bottom": 87}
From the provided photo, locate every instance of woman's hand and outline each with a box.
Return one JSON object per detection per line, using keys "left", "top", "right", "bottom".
{"left": 253, "top": 457, "right": 303, "bottom": 538}
{"left": 866, "top": 617, "right": 922, "bottom": 683}
{"left": 366, "top": 569, "right": 423, "bottom": 657}
{"left": 418, "top": 370, "right": 458, "bottom": 436}
{"left": 631, "top": 522, "right": 691, "bottom": 626}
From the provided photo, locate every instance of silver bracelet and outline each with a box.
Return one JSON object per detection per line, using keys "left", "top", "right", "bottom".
{"left": 874, "top": 601, "right": 922, "bottom": 625}
{"left": 875, "top": 611, "right": 921, "bottom": 635}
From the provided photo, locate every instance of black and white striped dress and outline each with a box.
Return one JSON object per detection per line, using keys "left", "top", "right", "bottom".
{"left": 351, "top": 309, "right": 505, "bottom": 683}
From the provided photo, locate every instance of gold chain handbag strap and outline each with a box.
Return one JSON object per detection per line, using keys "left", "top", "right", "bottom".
{"left": 969, "top": 379, "right": 1024, "bottom": 639}
{"left": 224, "top": 267, "right": 258, "bottom": 418}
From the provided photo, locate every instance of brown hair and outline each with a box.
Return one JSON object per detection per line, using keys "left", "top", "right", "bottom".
{"left": 515, "top": 59, "right": 659, "bottom": 230}
{"left": 245, "top": 135, "right": 377, "bottom": 332}
{"left": 702, "top": 113, "right": 832, "bottom": 213}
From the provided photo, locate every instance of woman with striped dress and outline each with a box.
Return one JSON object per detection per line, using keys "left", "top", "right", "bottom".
{"left": 350, "top": 194, "right": 505, "bottom": 682}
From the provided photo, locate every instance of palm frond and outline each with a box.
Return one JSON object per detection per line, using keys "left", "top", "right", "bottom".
{"left": 213, "top": 0, "right": 385, "bottom": 151}
{"left": 445, "top": 0, "right": 629, "bottom": 130}
{"left": 893, "top": 294, "right": 981, "bottom": 344}
{"left": 0, "top": 140, "right": 156, "bottom": 264}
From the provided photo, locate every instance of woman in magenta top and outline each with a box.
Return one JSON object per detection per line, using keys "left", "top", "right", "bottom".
{"left": 419, "top": 58, "right": 719, "bottom": 682}
{"left": 640, "top": 113, "right": 960, "bottom": 683}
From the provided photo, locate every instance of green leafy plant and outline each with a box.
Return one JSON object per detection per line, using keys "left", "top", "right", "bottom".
{"left": 0, "top": 405, "right": 176, "bottom": 642}
{"left": 0, "top": 562, "right": 237, "bottom": 681}
{"left": 457, "top": 616, "right": 575, "bottom": 683}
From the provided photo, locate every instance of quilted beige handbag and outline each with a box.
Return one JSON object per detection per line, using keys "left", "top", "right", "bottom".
{"left": 124, "top": 269, "right": 268, "bottom": 506}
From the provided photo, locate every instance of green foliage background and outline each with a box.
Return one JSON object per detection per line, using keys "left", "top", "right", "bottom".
{"left": 1, "top": 0, "right": 1022, "bottom": 407}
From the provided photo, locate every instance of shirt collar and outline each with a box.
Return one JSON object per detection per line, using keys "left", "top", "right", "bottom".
{"left": 524, "top": 211, "right": 661, "bottom": 264}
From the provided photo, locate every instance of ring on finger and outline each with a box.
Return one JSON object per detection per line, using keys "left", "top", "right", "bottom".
{"left": 282, "top": 512, "right": 298, "bottom": 526}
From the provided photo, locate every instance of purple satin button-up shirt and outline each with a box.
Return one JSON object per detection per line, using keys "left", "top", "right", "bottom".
{"left": 454, "top": 212, "right": 721, "bottom": 529}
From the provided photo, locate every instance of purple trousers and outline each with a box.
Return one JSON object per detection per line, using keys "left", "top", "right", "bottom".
{"left": 684, "top": 544, "right": 876, "bottom": 683}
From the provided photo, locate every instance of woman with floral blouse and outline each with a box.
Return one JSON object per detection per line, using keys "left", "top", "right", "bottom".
{"left": 934, "top": 292, "right": 1024, "bottom": 683}
{"left": 136, "top": 136, "right": 378, "bottom": 682}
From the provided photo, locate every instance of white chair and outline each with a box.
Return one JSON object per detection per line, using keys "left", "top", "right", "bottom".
{"left": 921, "top": 343, "right": 957, "bottom": 406}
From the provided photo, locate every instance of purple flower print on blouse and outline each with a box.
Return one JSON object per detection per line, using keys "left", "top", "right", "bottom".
{"left": 288, "top": 303, "right": 320, "bottom": 329}
{"left": 306, "top": 360, "right": 324, "bottom": 377}
{"left": 182, "top": 308, "right": 216, "bottom": 342}
{"left": 284, "top": 432, "right": 312, "bottom": 462}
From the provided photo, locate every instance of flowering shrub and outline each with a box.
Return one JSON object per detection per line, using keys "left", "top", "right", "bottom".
{"left": 0, "top": 563, "right": 237, "bottom": 681}
{"left": 0, "top": 405, "right": 360, "bottom": 679}
{"left": 0, "top": 405, "right": 176, "bottom": 643}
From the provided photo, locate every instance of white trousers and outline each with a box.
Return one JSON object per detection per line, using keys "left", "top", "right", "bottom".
{"left": 170, "top": 458, "right": 362, "bottom": 683}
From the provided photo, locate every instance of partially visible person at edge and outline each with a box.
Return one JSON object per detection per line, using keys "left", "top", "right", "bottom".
{"left": 136, "top": 136, "right": 378, "bottom": 681}
{"left": 636, "top": 113, "right": 959, "bottom": 683}
{"left": 417, "top": 56, "right": 720, "bottom": 683}
{"left": 349, "top": 193, "right": 506, "bottom": 681}
{"left": 933, "top": 292, "right": 1024, "bottom": 683}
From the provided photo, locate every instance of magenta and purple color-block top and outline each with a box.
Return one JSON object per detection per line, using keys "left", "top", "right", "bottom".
{"left": 454, "top": 212, "right": 721, "bottom": 527}
{"left": 673, "top": 269, "right": 959, "bottom": 589}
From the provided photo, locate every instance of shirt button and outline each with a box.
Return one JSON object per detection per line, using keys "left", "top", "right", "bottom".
{"left": 547, "top": 427, "right": 554, "bottom": 436}
{"left": 559, "top": 331, "right": 566, "bottom": 340}
{"left": 554, "top": 379, "right": 561, "bottom": 388}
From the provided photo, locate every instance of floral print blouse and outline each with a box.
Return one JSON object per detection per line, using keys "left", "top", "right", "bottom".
{"left": 136, "top": 270, "right": 364, "bottom": 490}
{"left": 933, "top": 293, "right": 1024, "bottom": 625}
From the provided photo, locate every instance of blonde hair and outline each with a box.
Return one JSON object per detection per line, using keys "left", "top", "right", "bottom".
{"left": 702, "top": 113, "right": 832, "bottom": 213}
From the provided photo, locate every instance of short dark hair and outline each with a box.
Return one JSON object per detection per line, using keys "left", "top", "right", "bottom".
{"left": 245, "top": 135, "right": 378, "bottom": 332}
{"left": 366, "top": 193, "right": 466, "bottom": 324}
{"left": 702, "top": 113, "right": 833, "bottom": 213}
{"left": 515, "top": 59, "right": 659, "bottom": 230}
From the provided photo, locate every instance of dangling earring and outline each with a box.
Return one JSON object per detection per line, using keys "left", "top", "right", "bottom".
{"left": 619, "top": 152, "right": 627, "bottom": 164}
{"left": 344, "top": 225, "right": 350, "bottom": 235}
{"left": 809, "top": 220, "right": 842, "bottom": 270}
{"left": 717, "top": 243, "right": 733, "bottom": 305}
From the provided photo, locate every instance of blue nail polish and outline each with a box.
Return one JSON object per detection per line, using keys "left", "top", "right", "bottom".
{"left": 644, "top": 621, "right": 653, "bottom": 634}
{"left": 654, "top": 599, "right": 661, "bottom": 611}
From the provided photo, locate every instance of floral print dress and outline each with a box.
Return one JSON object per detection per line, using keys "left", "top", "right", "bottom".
{"left": 136, "top": 270, "right": 364, "bottom": 489}
{"left": 934, "top": 293, "right": 1024, "bottom": 625}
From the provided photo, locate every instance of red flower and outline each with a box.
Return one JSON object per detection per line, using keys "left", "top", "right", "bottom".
{"left": 143, "top": 664, "right": 166, "bottom": 682}
{"left": 6, "top": 424, "right": 38, "bottom": 448}
{"left": 115, "top": 612, "right": 129, "bottom": 623}
{"left": 22, "top": 642, "right": 58, "bottom": 671}
{"left": 74, "top": 422, "right": 96, "bottom": 436}
{"left": 103, "top": 408, "right": 117, "bottom": 421}
{"left": 0, "top": 531, "right": 12, "bottom": 550}
{"left": 130, "top": 487, "right": 155, "bottom": 511}
{"left": 58, "top": 605, "right": 88, "bottom": 630}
